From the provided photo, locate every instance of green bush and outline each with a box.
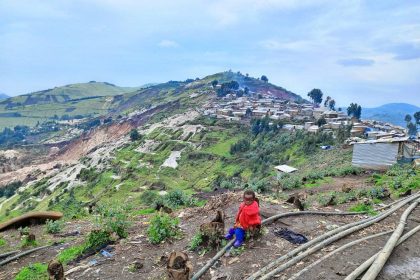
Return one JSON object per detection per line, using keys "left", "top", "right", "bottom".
{"left": 281, "top": 176, "right": 301, "bottom": 190}
{"left": 164, "top": 190, "right": 196, "bottom": 209}
{"left": 21, "top": 236, "right": 38, "bottom": 248}
{"left": 0, "top": 238, "right": 6, "bottom": 247}
{"left": 85, "top": 230, "right": 111, "bottom": 252}
{"left": 316, "top": 192, "right": 336, "bottom": 206}
{"left": 249, "top": 178, "right": 270, "bottom": 193}
{"left": 95, "top": 205, "right": 130, "bottom": 238}
{"left": 189, "top": 233, "right": 204, "bottom": 251}
{"left": 45, "top": 219, "right": 64, "bottom": 234}
{"left": 140, "top": 190, "right": 159, "bottom": 206}
{"left": 147, "top": 213, "right": 179, "bottom": 244}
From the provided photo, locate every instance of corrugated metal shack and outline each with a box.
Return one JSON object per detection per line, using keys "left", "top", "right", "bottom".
{"left": 351, "top": 137, "right": 419, "bottom": 170}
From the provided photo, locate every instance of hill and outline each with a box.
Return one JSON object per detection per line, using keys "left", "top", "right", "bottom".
{"left": 0, "top": 72, "right": 302, "bottom": 129}
{"left": 362, "top": 103, "right": 420, "bottom": 127}
{"left": 0, "top": 93, "right": 9, "bottom": 100}
{"left": 0, "top": 82, "right": 141, "bottom": 129}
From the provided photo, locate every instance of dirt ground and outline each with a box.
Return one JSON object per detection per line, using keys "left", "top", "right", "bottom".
{"left": 1, "top": 191, "right": 419, "bottom": 280}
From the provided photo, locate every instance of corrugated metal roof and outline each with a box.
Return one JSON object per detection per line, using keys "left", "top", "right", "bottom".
{"left": 274, "top": 165, "right": 298, "bottom": 173}
{"left": 352, "top": 142, "right": 399, "bottom": 170}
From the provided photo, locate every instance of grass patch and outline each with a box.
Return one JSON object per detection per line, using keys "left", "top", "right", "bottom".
{"left": 15, "top": 263, "right": 48, "bottom": 280}
{"left": 57, "top": 244, "right": 85, "bottom": 264}
{"left": 349, "top": 203, "right": 377, "bottom": 216}
{"left": 133, "top": 208, "right": 156, "bottom": 215}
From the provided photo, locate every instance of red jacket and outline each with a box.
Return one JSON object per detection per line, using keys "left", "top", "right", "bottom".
{"left": 235, "top": 201, "right": 261, "bottom": 230}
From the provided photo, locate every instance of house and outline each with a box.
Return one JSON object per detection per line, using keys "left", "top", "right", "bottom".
{"left": 351, "top": 124, "right": 368, "bottom": 137}
{"left": 351, "top": 137, "right": 418, "bottom": 170}
{"left": 322, "top": 111, "right": 338, "bottom": 118}
{"left": 304, "top": 122, "right": 315, "bottom": 130}
{"left": 308, "top": 125, "right": 320, "bottom": 133}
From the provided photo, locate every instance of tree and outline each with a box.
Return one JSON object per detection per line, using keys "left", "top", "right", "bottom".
{"left": 414, "top": 111, "right": 420, "bottom": 125}
{"left": 317, "top": 117, "right": 327, "bottom": 127}
{"left": 130, "top": 129, "right": 140, "bottom": 141}
{"left": 307, "top": 89, "right": 323, "bottom": 105}
{"left": 245, "top": 108, "right": 253, "bottom": 118}
{"left": 347, "top": 103, "right": 362, "bottom": 120}
{"left": 336, "top": 124, "right": 352, "bottom": 143}
{"left": 261, "top": 75, "right": 268, "bottom": 83}
{"left": 407, "top": 122, "right": 417, "bottom": 136}
{"left": 329, "top": 99, "right": 336, "bottom": 110}
{"left": 211, "top": 80, "right": 218, "bottom": 88}
{"left": 217, "top": 81, "right": 239, "bottom": 97}
{"left": 324, "top": 96, "right": 331, "bottom": 107}
{"left": 244, "top": 87, "right": 249, "bottom": 95}
{"left": 405, "top": 114, "right": 412, "bottom": 123}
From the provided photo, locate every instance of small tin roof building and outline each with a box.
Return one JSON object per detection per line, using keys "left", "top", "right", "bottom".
{"left": 274, "top": 165, "right": 298, "bottom": 173}
{"left": 351, "top": 137, "right": 418, "bottom": 170}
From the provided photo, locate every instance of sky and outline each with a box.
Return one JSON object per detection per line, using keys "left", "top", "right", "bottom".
{"left": 0, "top": 0, "right": 420, "bottom": 107}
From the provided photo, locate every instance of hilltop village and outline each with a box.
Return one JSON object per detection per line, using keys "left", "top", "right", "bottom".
{"left": 200, "top": 86, "right": 407, "bottom": 140}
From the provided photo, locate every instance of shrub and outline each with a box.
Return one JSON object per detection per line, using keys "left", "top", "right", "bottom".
{"left": 140, "top": 190, "right": 159, "bottom": 206}
{"left": 18, "top": 226, "right": 30, "bottom": 236}
{"left": 147, "top": 213, "right": 179, "bottom": 244}
{"left": 21, "top": 236, "right": 38, "bottom": 248}
{"left": 249, "top": 178, "right": 270, "bottom": 193}
{"left": 281, "top": 176, "right": 301, "bottom": 190}
{"left": 0, "top": 180, "right": 22, "bottom": 198}
{"left": 130, "top": 129, "right": 141, "bottom": 141}
{"left": 95, "top": 205, "right": 130, "bottom": 238}
{"left": 85, "top": 230, "right": 111, "bottom": 252}
{"left": 189, "top": 233, "right": 204, "bottom": 251}
{"left": 316, "top": 192, "right": 336, "bottom": 207}
{"left": 0, "top": 238, "right": 6, "bottom": 247}
{"left": 45, "top": 219, "right": 64, "bottom": 234}
{"left": 164, "top": 190, "right": 196, "bottom": 209}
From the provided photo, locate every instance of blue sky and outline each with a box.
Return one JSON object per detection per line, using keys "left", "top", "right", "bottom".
{"left": 0, "top": 0, "right": 419, "bottom": 107}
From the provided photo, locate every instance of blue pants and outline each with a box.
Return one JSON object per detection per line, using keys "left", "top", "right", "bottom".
{"left": 227, "top": 227, "right": 246, "bottom": 247}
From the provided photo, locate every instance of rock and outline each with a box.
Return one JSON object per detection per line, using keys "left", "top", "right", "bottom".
{"left": 130, "top": 260, "right": 144, "bottom": 271}
{"left": 341, "top": 184, "right": 352, "bottom": 193}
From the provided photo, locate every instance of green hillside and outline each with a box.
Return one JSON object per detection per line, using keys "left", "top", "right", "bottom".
{"left": 0, "top": 82, "right": 141, "bottom": 129}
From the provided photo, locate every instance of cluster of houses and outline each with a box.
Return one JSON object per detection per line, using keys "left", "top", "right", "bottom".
{"left": 200, "top": 91, "right": 419, "bottom": 171}
{"left": 201, "top": 94, "right": 408, "bottom": 138}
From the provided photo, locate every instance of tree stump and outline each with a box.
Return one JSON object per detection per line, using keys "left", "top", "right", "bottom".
{"left": 167, "top": 251, "right": 192, "bottom": 280}
{"left": 199, "top": 210, "right": 225, "bottom": 248}
{"left": 27, "top": 233, "right": 36, "bottom": 242}
{"left": 47, "top": 260, "right": 64, "bottom": 280}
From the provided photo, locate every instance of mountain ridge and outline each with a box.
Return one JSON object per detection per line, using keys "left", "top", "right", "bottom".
{"left": 362, "top": 102, "right": 419, "bottom": 127}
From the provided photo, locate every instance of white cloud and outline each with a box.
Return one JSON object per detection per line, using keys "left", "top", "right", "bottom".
{"left": 158, "top": 40, "right": 179, "bottom": 48}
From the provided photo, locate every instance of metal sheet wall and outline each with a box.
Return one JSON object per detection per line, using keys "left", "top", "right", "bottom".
{"left": 352, "top": 142, "right": 399, "bottom": 170}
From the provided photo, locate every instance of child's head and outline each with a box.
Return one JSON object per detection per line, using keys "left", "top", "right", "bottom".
{"left": 243, "top": 190, "right": 256, "bottom": 205}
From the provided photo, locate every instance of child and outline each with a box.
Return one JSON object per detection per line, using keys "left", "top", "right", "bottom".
{"left": 225, "top": 190, "right": 262, "bottom": 247}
